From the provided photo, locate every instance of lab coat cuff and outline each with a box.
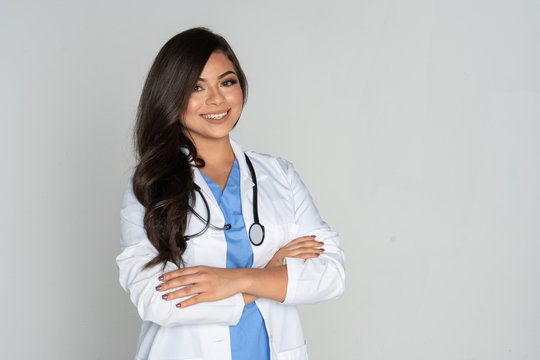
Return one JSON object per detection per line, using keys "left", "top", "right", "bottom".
{"left": 282, "top": 257, "right": 303, "bottom": 304}
{"left": 227, "top": 292, "right": 246, "bottom": 325}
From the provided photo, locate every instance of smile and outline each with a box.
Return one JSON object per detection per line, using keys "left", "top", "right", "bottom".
{"left": 201, "top": 110, "right": 229, "bottom": 120}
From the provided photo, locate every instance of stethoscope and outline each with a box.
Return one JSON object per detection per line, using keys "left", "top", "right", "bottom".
{"left": 184, "top": 153, "right": 265, "bottom": 246}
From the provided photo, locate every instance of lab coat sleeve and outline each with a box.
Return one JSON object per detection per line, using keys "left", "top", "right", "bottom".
{"left": 276, "top": 159, "right": 346, "bottom": 305}
{"left": 116, "top": 177, "right": 245, "bottom": 327}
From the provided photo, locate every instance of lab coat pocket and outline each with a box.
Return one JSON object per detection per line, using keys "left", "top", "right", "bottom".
{"left": 277, "top": 343, "right": 308, "bottom": 360}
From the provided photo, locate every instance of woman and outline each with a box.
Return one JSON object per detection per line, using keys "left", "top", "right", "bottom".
{"left": 117, "top": 27, "right": 345, "bottom": 360}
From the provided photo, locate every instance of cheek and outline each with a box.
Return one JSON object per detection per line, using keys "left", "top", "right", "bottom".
{"left": 185, "top": 97, "right": 201, "bottom": 117}
{"left": 227, "top": 88, "right": 244, "bottom": 107}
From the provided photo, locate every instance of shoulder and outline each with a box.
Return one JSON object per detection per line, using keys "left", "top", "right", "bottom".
{"left": 231, "top": 139, "right": 302, "bottom": 187}
{"left": 244, "top": 149, "right": 295, "bottom": 183}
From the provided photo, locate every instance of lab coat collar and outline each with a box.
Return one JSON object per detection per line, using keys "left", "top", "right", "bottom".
{"left": 185, "top": 138, "right": 258, "bottom": 204}
{"left": 230, "top": 138, "right": 256, "bottom": 191}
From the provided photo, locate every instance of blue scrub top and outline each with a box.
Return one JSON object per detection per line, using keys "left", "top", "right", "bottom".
{"left": 201, "top": 159, "right": 270, "bottom": 360}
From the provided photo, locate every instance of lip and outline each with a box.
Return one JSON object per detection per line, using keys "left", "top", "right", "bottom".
{"left": 200, "top": 109, "right": 230, "bottom": 116}
{"left": 199, "top": 109, "right": 231, "bottom": 123}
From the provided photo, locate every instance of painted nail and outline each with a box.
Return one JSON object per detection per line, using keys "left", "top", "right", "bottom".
{"left": 155, "top": 285, "right": 162, "bottom": 291}
{"left": 321, "top": 248, "right": 325, "bottom": 252}
{"left": 158, "top": 275, "right": 164, "bottom": 281}
{"left": 176, "top": 303, "right": 182, "bottom": 308}
{"left": 162, "top": 294, "right": 168, "bottom": 300}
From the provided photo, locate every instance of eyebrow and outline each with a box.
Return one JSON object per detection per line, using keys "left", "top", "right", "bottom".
{"left": 198, "top": 70, "right": 237, "bottom": 81}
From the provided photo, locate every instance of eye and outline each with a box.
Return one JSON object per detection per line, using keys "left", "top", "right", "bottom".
{"left": 193, "top": 85, "right": 203, "bottom": 92}
{"left": 221, "top": 79, "right": 238, "bottom": 87}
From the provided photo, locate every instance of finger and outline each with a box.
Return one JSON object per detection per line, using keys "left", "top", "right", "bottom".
{"left": 177, "top": 294, "right": 203, "bottom": 308}
{"left": 283, "top": 247, "right": 325, "bottom": 258}
{"left": 289, "top": 249, "right": 325, "bottom": 260}
{"left": 157, "top": 273, "right": 201, "bottom": 292}
{"left": 162, "top": 285, "right": 202, "bottom": 301}
{"left": 279, "top": 236, "right": 315, "bottom": 249}
{"left": 298, "top": 252, "right": 321, "bottom": 260}
{"left": 159, "top": 265, "right": 204, "bottom": 282}
{"left": 285, "top": 235, "right": 317, "bottom": 246}
{"left": 282, "top": 241, "right": 322, "bottom": 252}
{"left": 283, "top": 240, "right": 324, "bottom": 251}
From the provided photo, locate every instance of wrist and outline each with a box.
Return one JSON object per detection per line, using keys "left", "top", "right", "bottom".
{"left": 237, "top": 268, "right": 255, "bottom": 294}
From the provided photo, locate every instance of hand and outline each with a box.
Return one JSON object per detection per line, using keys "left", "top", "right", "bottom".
{"left": 265, "top": 235, "right": 324, "bottom": 268}
{"left": 156, "top": 266, "right": 245, "bottom": 308}
{"left": 243, "top": 236, "right": 323, "bottom": 305}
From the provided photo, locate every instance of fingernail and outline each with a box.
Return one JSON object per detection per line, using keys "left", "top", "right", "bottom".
{"left": 155, "top": 285, "right": 162, "bottom": 291}
{"left": 316, "top": 253, "right": 321, "bottom": 256}
{"left": 321, "top": 248, "right": 325, "bottom": 252}
{"left": 176, "top": 303, "right": 182, "bottom": 308}
{"left": 162, "top": 294, "right": 168, "bottom": 300}
{"left": 158, "top": 275, "right": 164, "bottom": 281}
{"left": 319, "top": 241, "right": 324, "bottom": 245}
{"left": 310, "top": 235, "right": 316, "bottom": 238}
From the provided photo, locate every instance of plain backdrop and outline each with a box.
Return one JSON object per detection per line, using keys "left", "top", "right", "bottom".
{"left": 2, "top": 0, "right": 539, "bottom": 359}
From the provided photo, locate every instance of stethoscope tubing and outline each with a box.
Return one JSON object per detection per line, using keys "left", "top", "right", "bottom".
{"left": 184, "top": 153, "right": 265, "bottom": 246}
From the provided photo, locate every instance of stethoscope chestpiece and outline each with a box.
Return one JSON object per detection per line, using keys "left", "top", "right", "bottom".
{"left": 249, "top": 222, "right": 265, "bottom": 246}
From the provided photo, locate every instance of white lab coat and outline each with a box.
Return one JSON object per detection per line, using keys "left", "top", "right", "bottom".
{"left": 116, "top": 139, "right": 345, "bottom": 360}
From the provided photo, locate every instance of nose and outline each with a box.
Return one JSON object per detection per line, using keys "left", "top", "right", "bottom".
{"left": 205, "top": 87, "right": 225, "bottom": 106}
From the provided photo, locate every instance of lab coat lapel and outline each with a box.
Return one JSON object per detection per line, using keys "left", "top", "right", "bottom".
{"left": 192, "top": 167, "right": 216, "bottom": 203}
{"left": 180, "top": 145, "right": 218, "bottom": 206}
{"left": 190, "top": 167, "right": 227, "bottom": 230}
{"left": 230, "top": 140, "right": 255, "bottom": 227}
{"left": 230, "top": 139, "right": 271, "bottom": 268}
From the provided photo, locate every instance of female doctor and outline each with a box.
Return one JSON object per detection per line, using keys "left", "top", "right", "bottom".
{"left": 117, "top": 27, "right": 345, "bottom": 360}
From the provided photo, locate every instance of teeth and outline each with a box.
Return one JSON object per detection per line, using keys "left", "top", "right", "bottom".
{"left": 202, "top": 111, "right": 228, "bottom": 120}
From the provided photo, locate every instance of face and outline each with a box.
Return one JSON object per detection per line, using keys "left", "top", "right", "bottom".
{"left": 181, "top": 51, "right": 244, "bottom": 144}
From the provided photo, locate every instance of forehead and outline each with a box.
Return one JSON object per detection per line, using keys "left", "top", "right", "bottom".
{"left": 199, "top": 52, "right": 236, "bottom": 78}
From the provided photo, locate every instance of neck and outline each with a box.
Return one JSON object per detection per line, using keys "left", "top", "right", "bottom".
{"left": 192, "top": 135, "right": 235, "bottom": 168}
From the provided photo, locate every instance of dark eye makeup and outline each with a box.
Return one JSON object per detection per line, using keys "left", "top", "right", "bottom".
{"left": 193, "top": 78, "right": 237, "bottom": 92}
{"left": 222, "top": 79, "right": 238, "bottom": 87}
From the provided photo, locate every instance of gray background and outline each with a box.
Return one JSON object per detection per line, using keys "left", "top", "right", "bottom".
{"left": 2, "top": 0, "right": 539, "bottom": 359}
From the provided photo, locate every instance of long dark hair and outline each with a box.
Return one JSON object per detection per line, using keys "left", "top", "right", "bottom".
{"left": 133, "top": 27, "right": 248, "bottom": 269}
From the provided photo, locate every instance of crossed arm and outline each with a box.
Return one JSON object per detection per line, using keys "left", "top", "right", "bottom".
{"left": 117, "top": 227, "right": 330, "bottom": 326}
{"left": 156, "top": 236, "right": 324, "bottom": 308}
